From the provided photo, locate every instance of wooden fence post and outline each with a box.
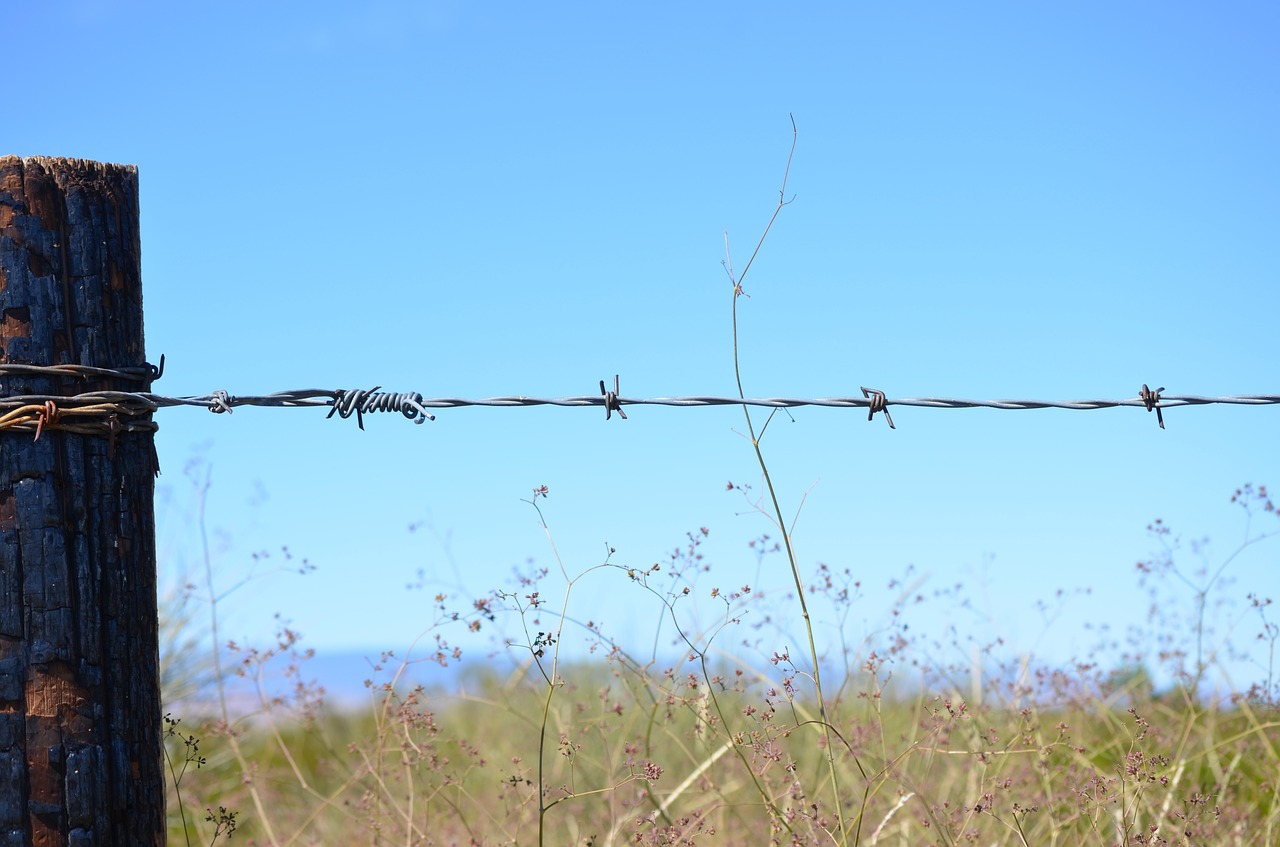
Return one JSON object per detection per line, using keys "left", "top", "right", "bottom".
{"left": 0, "top": 157, "right": 162, "bottom": 845}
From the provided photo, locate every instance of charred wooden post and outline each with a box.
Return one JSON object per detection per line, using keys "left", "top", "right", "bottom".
{"left": 0, "top": 157, "right": 162, "bottom": 845}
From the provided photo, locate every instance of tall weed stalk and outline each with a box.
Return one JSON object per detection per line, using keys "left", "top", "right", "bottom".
{"left": 722, "top": 116, "right": 864, "bottom": 845}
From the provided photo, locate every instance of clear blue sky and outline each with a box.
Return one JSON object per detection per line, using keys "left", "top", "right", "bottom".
{"left": 9, "top": 3, "right": 1278, "bottom": 693}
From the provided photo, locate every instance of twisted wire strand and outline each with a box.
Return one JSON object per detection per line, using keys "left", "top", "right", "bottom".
{"left": 132, "top": 391, "right": 1280, "bottom": 417}
{"left": 2, "top": 373, "right": 1278, "bottom": 438}
{"left": 0, "top": 359, "right": 163, "bottom": 384}
{"left": 335, "top": 393, "right": 1280, "bottom": 411}
{"left": 7, "top": 390, "right": 1280, "bottom": 417}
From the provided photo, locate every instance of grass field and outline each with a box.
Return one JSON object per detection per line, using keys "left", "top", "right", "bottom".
{"left": 165, "top": 660, "right": 1280, "bottom": 846}
{"left": 161, "top": 484, "right": 1279, "bottom": 847}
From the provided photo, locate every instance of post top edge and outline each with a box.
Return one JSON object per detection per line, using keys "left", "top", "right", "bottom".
{"left": 0, "top": 155, "right": 138, "bottom": 174}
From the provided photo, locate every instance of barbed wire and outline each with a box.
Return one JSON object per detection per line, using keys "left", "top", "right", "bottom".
{"left": 2, "top": 365, "right": 1278, "bottom": 437}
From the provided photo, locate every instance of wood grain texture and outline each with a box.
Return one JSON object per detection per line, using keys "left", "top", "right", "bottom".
{"left": 0, "top": 156, "right": 161, "bottom": 846}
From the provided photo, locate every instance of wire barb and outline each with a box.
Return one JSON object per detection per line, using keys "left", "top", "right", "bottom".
{"left": 601, "top": 375, "right": 627, "bottom": 421}
{"left": 861, "top": 387, "right": 895, "bottom": 430}
{"left": 1139, "top": 384, "right": 1166, "bottom": 429}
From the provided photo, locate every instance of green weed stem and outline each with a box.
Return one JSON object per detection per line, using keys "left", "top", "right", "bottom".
{"left": 725, "top": 115, "right": 858, "bottom": 846}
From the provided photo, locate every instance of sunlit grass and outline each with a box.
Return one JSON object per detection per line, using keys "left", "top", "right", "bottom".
{"left": 164, "top": 626, "right": 1280, "bottom": 846}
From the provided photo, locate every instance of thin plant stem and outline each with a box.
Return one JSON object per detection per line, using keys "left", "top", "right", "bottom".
{"left": 724, "top": 115, "right": 857, "bottom": 846}
{"left": 196, "top": 469, "right": 283, "bottom": 847}
{"left": 162, "top": 718, "right": 194, "bottom": 847}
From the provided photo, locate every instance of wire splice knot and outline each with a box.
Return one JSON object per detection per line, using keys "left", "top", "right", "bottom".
{"left": 1140, "top": 384, "right": 1165, "bottom": 429}
{"left": 861, "top": 386, "right": 895, "bottom": 430}
{"left": 601, "top": 375, "right": 627, "bottom": 421}
{"left": 209, "top": 390, "right": 235, "bottom": 414}
{"left": 327, "top": 387, "right": 435, "bottom": 430}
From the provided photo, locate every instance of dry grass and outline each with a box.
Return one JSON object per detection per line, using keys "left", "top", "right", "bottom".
{"left": 163, "top": 485, "right": 1280, "bottom": 847}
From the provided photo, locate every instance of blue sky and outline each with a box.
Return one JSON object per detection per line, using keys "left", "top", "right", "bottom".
{"left": 9, "top": 3, "right": 1279, "bottom": 693}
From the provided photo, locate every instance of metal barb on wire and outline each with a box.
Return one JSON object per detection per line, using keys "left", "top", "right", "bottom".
{"left": 1139, "top": 384, "right": 1166, "bottom": 429}
{"left": 861, "top": 387, "right": 895, "bottom": 430}
{"left": 600, "top": 375, "right": 627, "bottom": 421}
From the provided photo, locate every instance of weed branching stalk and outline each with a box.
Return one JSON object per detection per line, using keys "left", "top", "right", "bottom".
{"left": 723, "top": 116, "right": 861, "bottom": 846}
{"left": 621, "top": 535, "right": 805, "bottom": 843}
{"left": 163, "top": 713, "right": 213, "bottom": 847}
{"left": 193, "top": 467, "right": 284, "bottom": 847}
{"left": 521, "top": 489, "right": 650, "bottom": 847}
{"left": 1144, "top": 483, "right": 1280, "bottom": 696}
{"left": 192, "top": 465, "right": 343, "bottom": 847}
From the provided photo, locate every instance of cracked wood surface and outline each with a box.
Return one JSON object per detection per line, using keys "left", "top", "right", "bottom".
{"left": 0, "top": 156, "right": 161, "bottom": 846}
